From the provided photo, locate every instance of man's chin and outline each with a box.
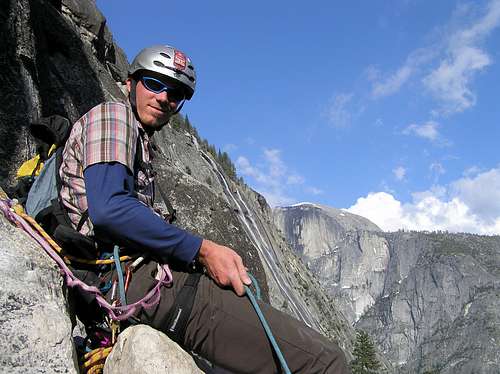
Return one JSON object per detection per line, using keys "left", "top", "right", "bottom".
{"left": 142, "top": 113, "right": 171, "bottom": 129}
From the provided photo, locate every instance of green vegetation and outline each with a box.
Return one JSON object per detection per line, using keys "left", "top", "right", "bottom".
{"left": 350, "top": 330, "right": 383, "bottom": 374}
{"left": 170, "top": 114, "right": 240, "bottom": 182}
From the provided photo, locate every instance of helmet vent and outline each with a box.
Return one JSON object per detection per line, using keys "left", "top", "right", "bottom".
{"left": 188, "top": 65, "right": 194, "bottom": 70}
{"left": 153, "top": 60, "right": 167, "bottom": 68}
{"left": 160, "top": 52, "right": 171, "bottom": 59}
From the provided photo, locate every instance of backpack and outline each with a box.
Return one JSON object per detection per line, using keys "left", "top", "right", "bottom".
{"left": 15, "top": 115, "right": 98, "bottom": 259}
{"left": 10, "top": 115, "right": 67, "bottom": 209}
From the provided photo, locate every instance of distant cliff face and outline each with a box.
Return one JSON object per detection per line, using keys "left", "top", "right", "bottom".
{"left": 359, "top": 232, "right": 500, "bottom": 374}
{"left": 274, "top": 204, "right": 387, "bottom": 323}
{"left": 274, "top": 204, "right": 500, "bottom": 374}
{"left": 0, "top": 1, "right": 355, "bottom": 371}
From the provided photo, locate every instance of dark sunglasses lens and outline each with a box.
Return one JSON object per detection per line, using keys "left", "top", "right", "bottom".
{"left": 142, "top": 77, "right": 185, "bottom": 102}
{"left": 142, "top": 77, "right": 164, "bottom": 93}
{"left": 169, "top": 89, "right": 185, "bottom": 102}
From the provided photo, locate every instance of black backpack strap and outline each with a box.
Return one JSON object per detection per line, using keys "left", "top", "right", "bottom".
{"left": 76, "top": 210, "right": 89, "bottom": 232}
{"left": 135, "top": 135, "right": 177, "bottom": 223}
{"left": 163, "top": 272, "right": 202, "bottom": 344}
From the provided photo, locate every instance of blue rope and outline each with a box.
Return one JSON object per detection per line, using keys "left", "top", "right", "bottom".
{"left": 245, "top": 274, "right": 291, "bottom": 374}
{"left": 98, "top": 252, "right": 114, "bottom": 293}
{"left": 113, "top": 245, "right": 127, "bottom": 306}
{"left": 99, "top": 280, "right": 113, "bottom": 293}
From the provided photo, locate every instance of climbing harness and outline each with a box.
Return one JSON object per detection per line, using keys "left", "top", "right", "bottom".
{"left": 161, "top": 272, "right": 202, "bottom": 344}
{"left": 245, "top": 274, "right": 291, "bottom": 374}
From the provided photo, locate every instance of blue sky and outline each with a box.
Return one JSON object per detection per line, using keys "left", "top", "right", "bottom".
{"left": 97, "top": 0, "right": 500, "bottom": 234}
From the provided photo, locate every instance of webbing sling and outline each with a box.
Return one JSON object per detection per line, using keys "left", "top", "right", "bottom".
{"left": 163, "top": 272, "right": 202, "bottom": 343}
{"left": 135, "top": 138, "right": 177, "bottom": 223}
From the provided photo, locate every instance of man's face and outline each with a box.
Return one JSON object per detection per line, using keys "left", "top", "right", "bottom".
{"left": 126, "top": 73, "right": 184, "bottom": 129}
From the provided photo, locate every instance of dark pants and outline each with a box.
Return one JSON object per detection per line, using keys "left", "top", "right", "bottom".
{"left": 121, "top": 260, "right": 350, "bottom": 374}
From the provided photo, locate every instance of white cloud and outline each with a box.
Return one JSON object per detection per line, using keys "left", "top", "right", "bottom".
{"left": 236, "top": 156, "right": 271, "bottom": 185}
{"left": 287, "top": 174, "right": 305, "bottom": 185}
{"left": 263, "top": 149, "right": 288, "bottom": 181}
{"left": 403, "top": 121, "right": 439, "bottom": 141}
{"left": 463, "top": 165, "right": 482, "bottom": 177}
{"left": 346, "top": 166, "right": 500, "bottom": 234}
{"left": 372, "top": 65, "right": 414, "bottom": 98}
{"left": 423, "top": 46, "right": 490, "bottom": 113}
{"left": 236, "top": 149, "right": 302, "bottom": 207}
{"left": 393, "top": 166, "right": 407, "bottom": 181}
{"left": 236, "top": 149, "right": 327, "bottom": 206}
{"left": 452, "top": 167, "right": 500, "bottom": 222}
{"left": 370, "top": 0, "right": 500, "bottom": 114}
{"left": 325, "top": 93, "right": 354, "bottom": 127}
{"left": 424, "top": 0, "right": 500, "bottom": 114}
{"left": 371, "top": 48, "right": 435, "bottom": 98}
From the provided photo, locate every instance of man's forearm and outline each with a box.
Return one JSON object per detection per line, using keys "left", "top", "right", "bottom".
{"left": 84, "top": 162, "right": 202, "bottom": 263}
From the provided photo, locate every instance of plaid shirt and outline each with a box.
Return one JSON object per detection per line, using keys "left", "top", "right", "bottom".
{"left": 59, "top": 102, "right": 155, "bottom": 235}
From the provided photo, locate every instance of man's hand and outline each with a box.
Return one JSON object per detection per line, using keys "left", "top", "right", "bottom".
{"left": 197, "top": 239, "right": 251, "bottom": 296}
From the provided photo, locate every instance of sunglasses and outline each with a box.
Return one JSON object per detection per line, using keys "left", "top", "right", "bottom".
{"left": 140, "top": 76, "right": 185, "bottom": 102}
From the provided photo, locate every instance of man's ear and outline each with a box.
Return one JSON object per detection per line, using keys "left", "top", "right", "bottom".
{"left": 125, "top": 78, "right": 132, "bottom": 93}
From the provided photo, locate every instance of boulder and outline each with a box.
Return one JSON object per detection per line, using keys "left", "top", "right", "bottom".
{"left": 104, "top": 325, "right": 203, "bottom": 374}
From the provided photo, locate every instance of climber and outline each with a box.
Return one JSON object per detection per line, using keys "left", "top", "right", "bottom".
{"left": 58, "top": 44, "right": 350, "bottom": 373}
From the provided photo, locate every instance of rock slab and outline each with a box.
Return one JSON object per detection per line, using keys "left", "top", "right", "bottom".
{"left": 0, "top": 212, "right": 78, "bottom": 373}
{"left": 104, "top": 325, "right": 203, "bottom": 374}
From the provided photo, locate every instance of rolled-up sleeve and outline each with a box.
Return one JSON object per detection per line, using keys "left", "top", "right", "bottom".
{"left": 82, "top": 102, "right": 137, "bottom": 173}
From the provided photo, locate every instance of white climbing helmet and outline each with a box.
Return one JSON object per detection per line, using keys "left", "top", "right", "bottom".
{"left": 129, "top": 45, "right": 196, "bottom": 100}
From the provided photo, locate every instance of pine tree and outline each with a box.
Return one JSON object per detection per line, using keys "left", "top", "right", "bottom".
{"left": 170, "top": 113, "right": 184, "bottom": 130}
{"left": 350, "top": 330, "right": 382, "bottom": 374}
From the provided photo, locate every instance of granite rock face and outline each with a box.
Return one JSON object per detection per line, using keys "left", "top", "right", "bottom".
{"left": 0, "top": 0, "right": 127, "bottom": 187}
{"left": 274, "top": 203, "right": 500, "bottom": 373}
{"left": 359, "top": 232, "right": 500, "bottom": 374}
{"left": 0, "top": 0, "right": 354, "bottom": 371}
{"left": 274, "top": 204, "right": 386, "bottom": 324}
{"left": 0, "top": 209, "right": 77, "bottom": 373}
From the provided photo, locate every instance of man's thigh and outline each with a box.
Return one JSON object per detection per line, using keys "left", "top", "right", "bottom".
{"left": 126, "top": 264, "right": 349, "bottom": 373}
{"left": 182, "top": 273, "right": 349, "bottom": 374}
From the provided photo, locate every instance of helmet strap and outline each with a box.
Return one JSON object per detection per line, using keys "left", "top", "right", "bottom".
{"left": 173, "top": 100, "right": 185, "bottom": 115}
{"left": 129, "top": 78, "right": 139, "bottom": 118}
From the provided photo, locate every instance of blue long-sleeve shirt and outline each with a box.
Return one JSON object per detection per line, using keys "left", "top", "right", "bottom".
{"left": 83, "top": 162, "right": 202, "bottom": 264}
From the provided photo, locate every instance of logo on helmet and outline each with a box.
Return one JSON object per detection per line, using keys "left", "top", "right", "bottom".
{"left": 174, "top": 51, "right": 187, "bottom": 70}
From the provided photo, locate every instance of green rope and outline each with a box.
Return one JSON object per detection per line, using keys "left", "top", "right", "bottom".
{"left": 245, "top": 273, "right": 291, "bottom": 374}
{"left": 113, "top": 245, "right": 127, "bottom": 306}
